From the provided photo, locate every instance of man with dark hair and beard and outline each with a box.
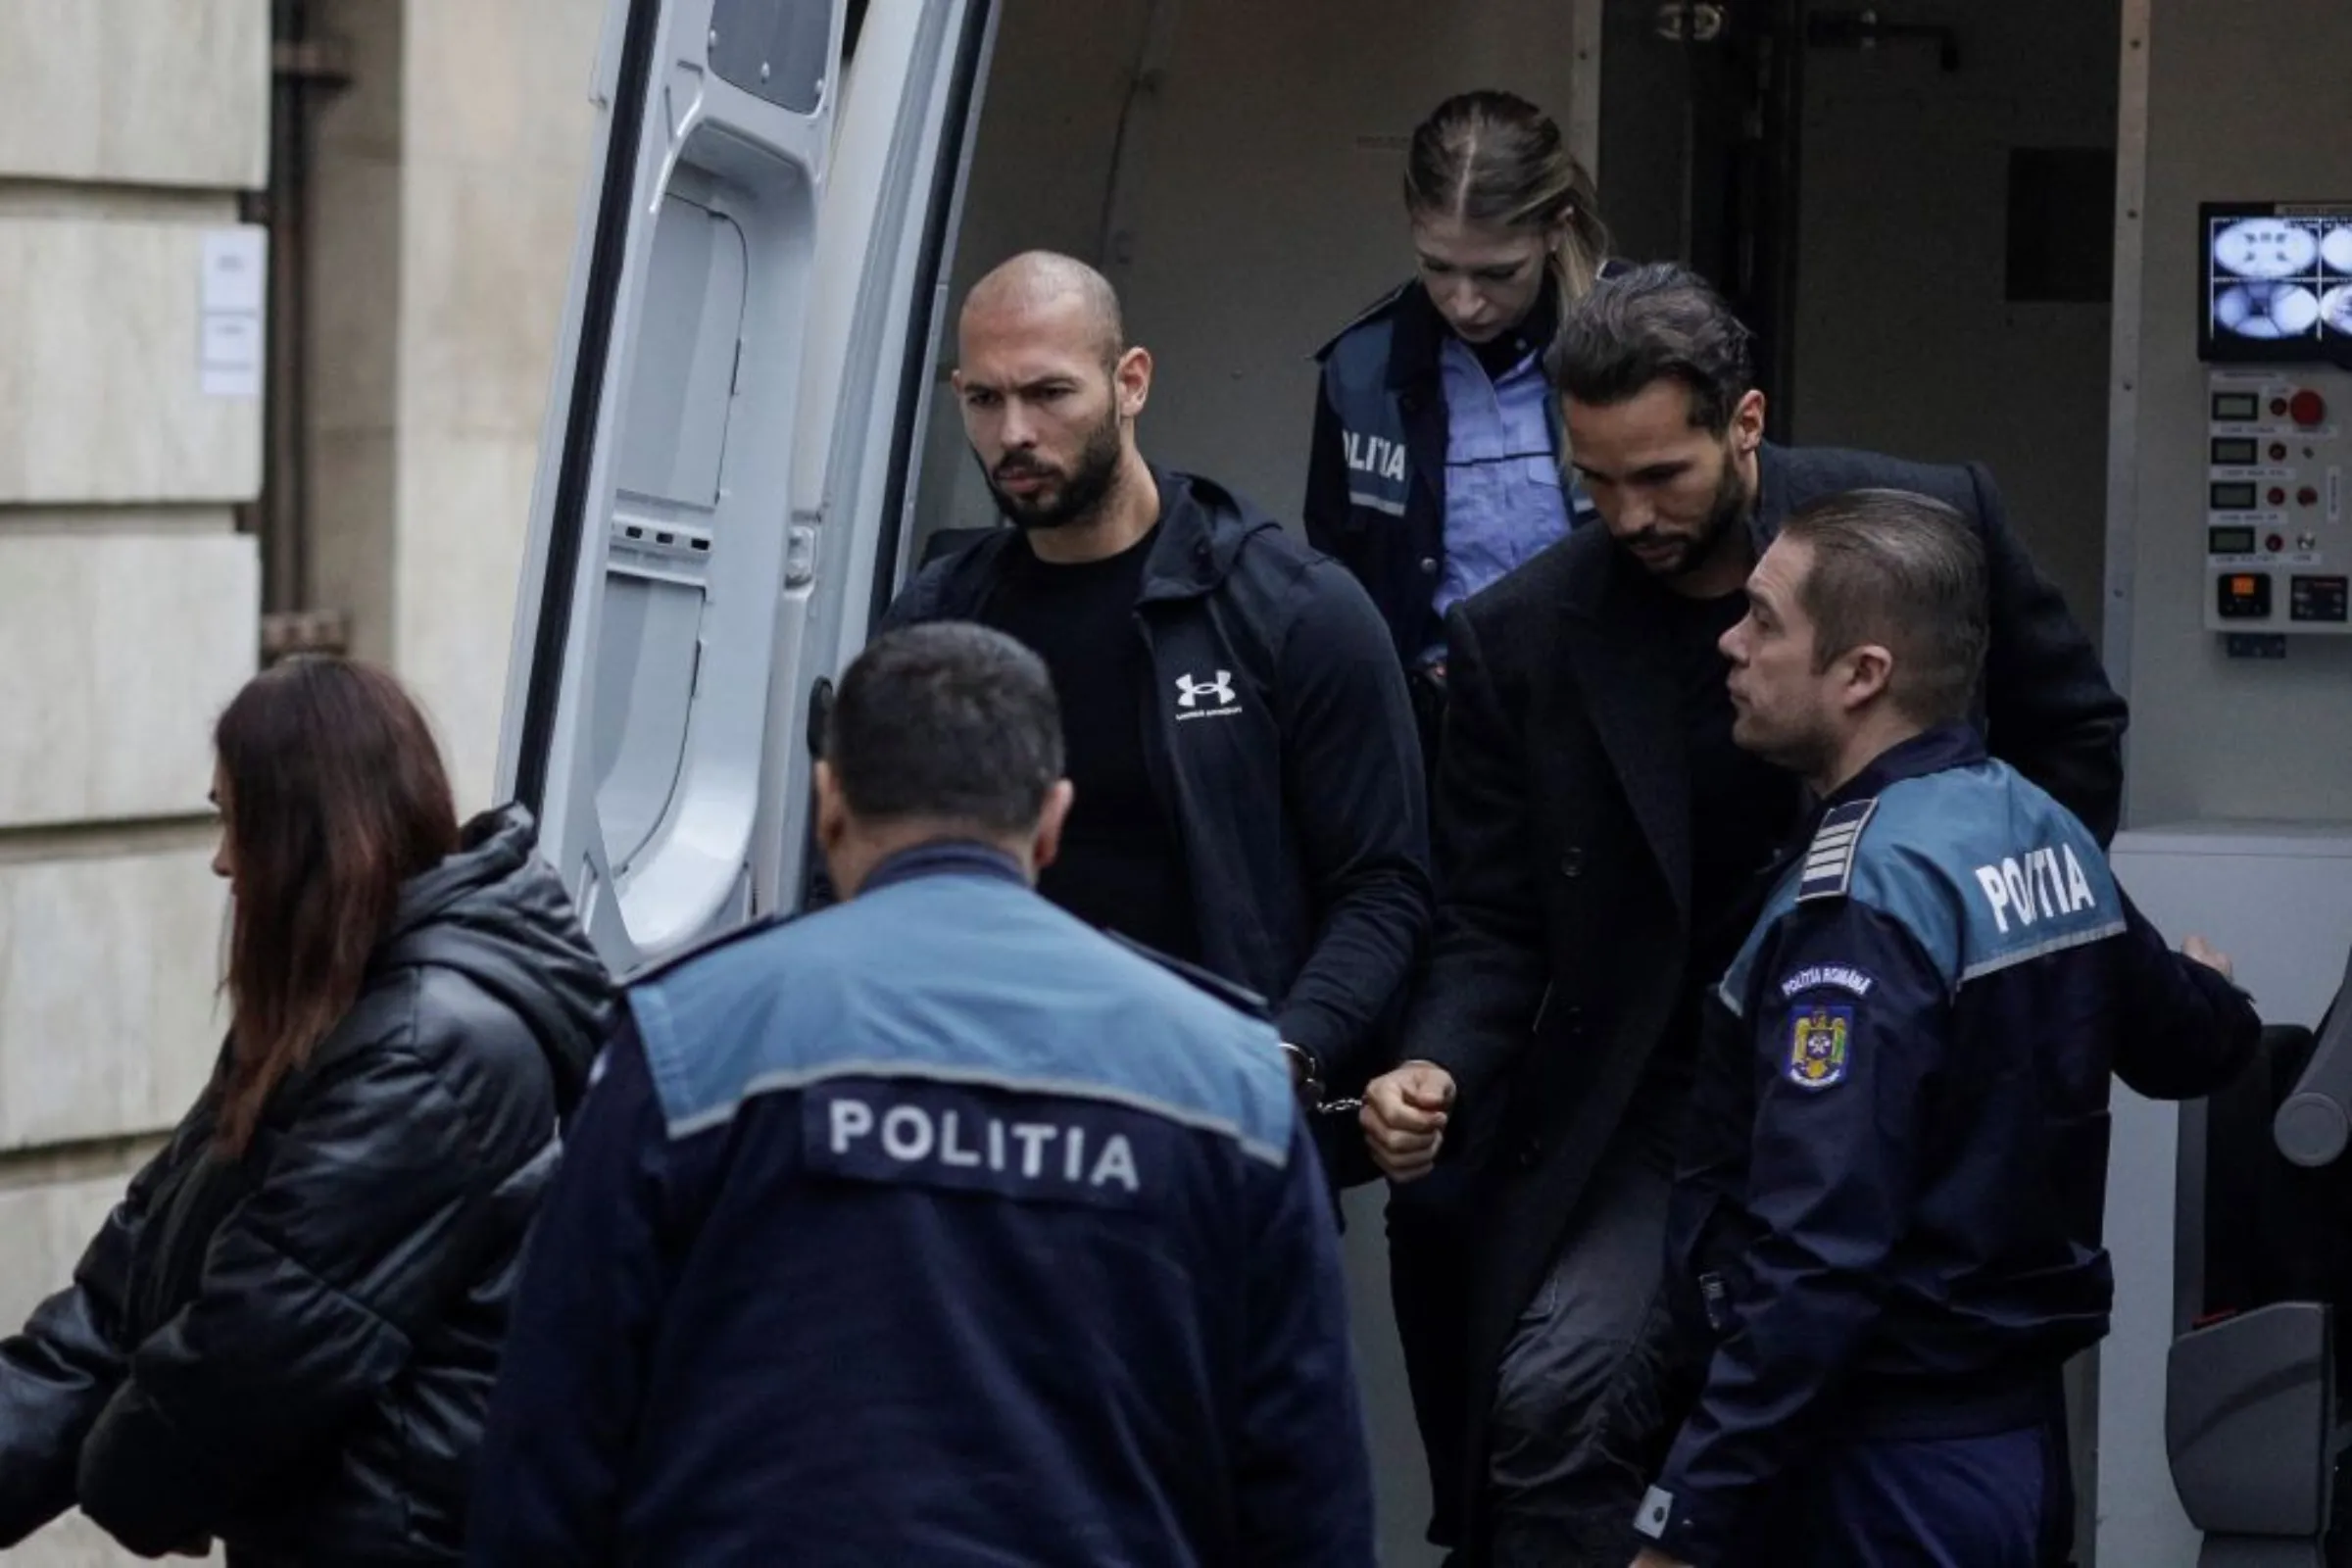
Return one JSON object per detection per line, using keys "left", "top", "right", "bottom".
{"left": 1357, "top": 262, "right": 2130, "bottom": 1567}
{"left": 880, "top": 251, "right": 1432, "bottom": 1170}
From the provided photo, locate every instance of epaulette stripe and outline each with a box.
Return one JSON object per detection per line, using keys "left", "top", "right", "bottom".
{"left": 1795, "top": 798, "right": 1879, "bottom": 905}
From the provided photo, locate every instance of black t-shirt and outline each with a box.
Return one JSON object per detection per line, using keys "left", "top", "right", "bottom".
{"left": 979, "top": 528, "right": 1201, "bottom": 962}
{"left": 1637, "top": 581, "right": 1804, "bottom": 1102}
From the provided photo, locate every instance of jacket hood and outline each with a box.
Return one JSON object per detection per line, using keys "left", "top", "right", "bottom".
{"left": 1136, "top": 467, "right": 1286, "bottom": 603}
{"left": 378, "top": 803, "right": 613, "bottom": 1111}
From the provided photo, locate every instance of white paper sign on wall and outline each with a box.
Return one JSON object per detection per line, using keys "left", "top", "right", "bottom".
{"left": 199, "top": 226, "right": 268, "bottom": 399}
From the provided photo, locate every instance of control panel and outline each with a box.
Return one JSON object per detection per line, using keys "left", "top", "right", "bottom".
{"left": 2205, "top": 369, "right": 2351, "bottom": 634}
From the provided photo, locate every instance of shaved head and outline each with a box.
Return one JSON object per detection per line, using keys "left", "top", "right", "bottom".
{"left": 960, "top": 250, "right": 1126, "bottom": 370}
{"left": 951, "top": 251, "right": 1154, "bottom": 552}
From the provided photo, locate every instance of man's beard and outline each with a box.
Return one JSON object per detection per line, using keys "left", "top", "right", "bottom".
{"left": 1626, "top": 448, "right": 1749, "bottom": 580}
{"left": 979, "top": 411, "right": 1125, "bottom": 532}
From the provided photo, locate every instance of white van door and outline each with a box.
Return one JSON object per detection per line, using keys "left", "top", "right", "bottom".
{"left": 496, "top": 0, "right": 999, "bottom": 977}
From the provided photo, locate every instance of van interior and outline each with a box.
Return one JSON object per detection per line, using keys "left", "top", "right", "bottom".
{"left": 888, "top": 3, "right": 2122, "bottom": 1559}
{"left": 511, "top": 1, "right": 2132, "bottom": 1561}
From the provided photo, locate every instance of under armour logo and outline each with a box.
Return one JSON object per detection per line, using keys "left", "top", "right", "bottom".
{"left": 1174, "top": 670, "right": 1240, "bottom": 719}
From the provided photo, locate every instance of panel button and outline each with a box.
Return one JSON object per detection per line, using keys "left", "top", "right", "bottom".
{"left": 2290, "top": 575, "right": 2350, "bottom": 623}
{"left": 2218, "top": 571, "right": 2274, "bottom": 619}
{"left": 2290, "top": 388, "right": 2328, "bottom": 427}
{"left": 2268, "top": 487, "right": 2288, "bottom": 506}
{"left": 2300, "top": 487, "right": 2320, "bottom": 508}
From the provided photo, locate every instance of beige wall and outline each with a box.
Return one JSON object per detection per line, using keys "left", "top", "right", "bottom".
{"left": 0, "top": 1, "right": 268, "bottom": 190}
{"left": 0, "top": 0, "right": 263, "bottom": 1561}
{"left": 306, "top": 0, "right": 603, "bottom": 810}
{"left": 392, "top": 0, "right": 604, "bottom": 810}
{"left": 309, "top": 0, "right": 407, "bottom": 671}
{"left": 0, "top": 0, "right": 604, "bottom": 1555}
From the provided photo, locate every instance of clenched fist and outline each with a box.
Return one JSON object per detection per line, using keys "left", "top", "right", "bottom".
{"left": 1360, "top": 1061, "right": 1457, "bottom": 1181}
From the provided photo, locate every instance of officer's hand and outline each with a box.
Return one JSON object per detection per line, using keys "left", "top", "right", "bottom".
{"left": 1361, "top": 1062, "right": 1455, "bottom": 1182}
{"left": 2182, "top": 933, "right": 2235, "bottom": 982}
{"left": 1630, "top": 1551, "right": 1691, "bottom": 1568}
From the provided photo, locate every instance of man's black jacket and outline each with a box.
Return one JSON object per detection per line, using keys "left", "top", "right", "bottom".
{"left": 1403, "top": 441, "right": 2129, "bottom": 1542}
{"left": 884, "top": 468, "right": 1433, "bottom": 1105}
{"left": 0, "top": 807, "right": 612, "bottom": 1566}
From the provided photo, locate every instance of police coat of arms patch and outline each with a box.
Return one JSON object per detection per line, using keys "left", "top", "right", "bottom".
{"left": 1786, "top": 1004, "right": 1852, "bottom": 1091}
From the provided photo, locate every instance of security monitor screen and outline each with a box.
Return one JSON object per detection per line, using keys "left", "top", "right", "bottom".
{"left": 2202, "top": 203, "right": 2352, "bottom": 362}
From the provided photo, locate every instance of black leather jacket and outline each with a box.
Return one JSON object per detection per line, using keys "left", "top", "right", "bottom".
{"left": 0, "top": 806, "right": 611, "bottom": 1565}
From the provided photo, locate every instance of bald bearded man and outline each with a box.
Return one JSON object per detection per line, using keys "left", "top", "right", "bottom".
{"left": 881, "top": 252, "right": 1433, "bottom": 1174}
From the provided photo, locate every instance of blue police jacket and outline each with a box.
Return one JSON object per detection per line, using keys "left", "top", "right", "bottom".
{"left": 1304, "top": 276, "right": 1608, "bottom": 664}
{"left": 1635, "top": 726, "right": 2260, "bottom": 1567}
{"left": 466, "top": 843, "right": 1376, "bottom": 1568}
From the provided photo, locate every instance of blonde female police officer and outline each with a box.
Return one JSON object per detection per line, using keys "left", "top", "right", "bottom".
{"left": 1302, "top": 88, "right": 1616, "bottom": 1556}
{"left": 1305, "top": 89, "right": 1616, "bottom": 708}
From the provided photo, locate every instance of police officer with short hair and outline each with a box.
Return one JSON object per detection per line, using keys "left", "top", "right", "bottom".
{"left": 1627, "top": 491, "right": 2260, "bottom": 1568}
{"left": 466, "top": 621, "right": 1376, "bottom": 1568}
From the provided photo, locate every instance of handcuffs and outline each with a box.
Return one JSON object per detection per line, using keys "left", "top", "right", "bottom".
{"left": 1280, "top": 1042, "right": 1364, "bottom": 1118}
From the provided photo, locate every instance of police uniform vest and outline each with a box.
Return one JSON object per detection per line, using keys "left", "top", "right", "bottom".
{"left": 1721, "top": 759, "right": 2125, "bottom": 1023}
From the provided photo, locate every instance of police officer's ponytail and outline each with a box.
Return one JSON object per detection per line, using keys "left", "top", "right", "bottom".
{"left": 1403, "top": 90, "right": 1612, "bottom": 304}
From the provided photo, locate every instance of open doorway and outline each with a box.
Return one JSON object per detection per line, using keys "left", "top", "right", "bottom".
{"left": 1603, "top": 0, "right": 2119, "bottom": 642}
{"left": 1778, "top": 0, "right": 2121, "bottom": 647}
{"left": 902, "top": 13, "right": 1603, "bottom": 1558}
{"left": 897, "top": 0, "right": 2122, "bottom": 1557}
{"left": 902, "top": 0, "right": 1599, "bottom": 578}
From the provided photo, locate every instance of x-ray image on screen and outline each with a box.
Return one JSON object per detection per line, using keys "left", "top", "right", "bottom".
{"left": 2202, "top": 204, "right": 2352, "bottom": 361}
{"left": 2327, "top": 226, "right": 2352, "bottom": 274}
{"left": 2218, "top": 281, "right": 2324, "bottom": 338}
{"left": 2215, "top": 218, "right": 2321, "bottom": 279}
{"left": 2326, "top": 285, "right": 2352, "bottom": 336}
